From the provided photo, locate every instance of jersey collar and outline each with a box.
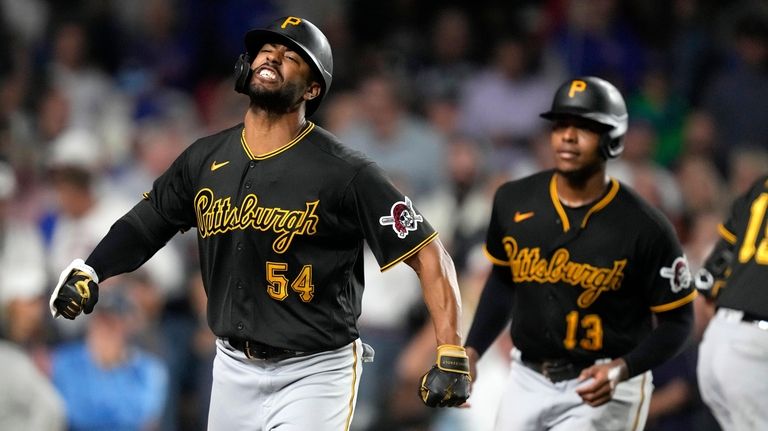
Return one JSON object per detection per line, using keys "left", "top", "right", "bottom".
{"left": 549, "top": 174, "right": 620, "bottom": 232}
{"left": 240, "top": 121, "right": 315, "bottom": 160}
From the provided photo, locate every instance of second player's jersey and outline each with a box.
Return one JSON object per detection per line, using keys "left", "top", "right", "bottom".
{"left": 710, "top": 175, "right": 768, "bottom": 317}
{"left": 484, "top": 170, "right": 696, "bottom": 362}
{"left": 145, "top": 122, "right": 436, "bottom": 351}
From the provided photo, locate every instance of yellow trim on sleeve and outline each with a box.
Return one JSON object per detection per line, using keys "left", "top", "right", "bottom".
{"left": 380, "top": 232, "right": 438, "bottom": 272}
{"left": 717, "top": 223, "right": 737, "bottom": 244}
{"left": 549, "top": 175, "right": 570, "bottom": 232}
{"left": 142, "top": 192, "right": 150, "bottom": 200}
{"left": 482, "top": 244, "right": 510, "bottom": 266}
{"left": 649, "top": 290, "right": 698, "bottom": 313}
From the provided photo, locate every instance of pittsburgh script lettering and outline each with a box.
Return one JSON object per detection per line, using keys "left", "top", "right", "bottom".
{"left": 502, "top": 236, "right": 626, "bottom": 308}
{"left": 195, "top": 188, "right": 319, "bottom": 253}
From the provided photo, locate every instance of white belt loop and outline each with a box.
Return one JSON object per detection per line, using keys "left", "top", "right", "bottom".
{"left": 718, "top": 307, "right": 745, "bottom": 323}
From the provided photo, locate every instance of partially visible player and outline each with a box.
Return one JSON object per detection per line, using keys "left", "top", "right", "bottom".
{"left": 464, "top": 76, "right": 697, "bottom": 430}
{"left": 695, "top": 175, "right": 768, "bottom": 431}
{"left": 48, "top": 16, "right": 469, "bottom": 430}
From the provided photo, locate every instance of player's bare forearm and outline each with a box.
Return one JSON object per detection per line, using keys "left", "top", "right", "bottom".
{"left": 410, "top": 240, "right": 471, "bottom": 408}
{"left": 405, "top": 238, "right": 462, "bottom": 346}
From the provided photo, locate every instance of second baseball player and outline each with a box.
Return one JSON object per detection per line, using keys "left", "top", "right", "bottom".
{"left": 464, "top": 76, "right": 697, "bottom": 430}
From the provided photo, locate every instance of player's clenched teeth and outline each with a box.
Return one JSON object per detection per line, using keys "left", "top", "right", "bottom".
{"left": 256, "top": 67, "right": 280, "bottom": 81}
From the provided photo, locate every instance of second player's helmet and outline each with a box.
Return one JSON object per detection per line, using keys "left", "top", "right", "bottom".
{"left": 234, "top": 16, "right": 333, "bottom": 117}
{"left": 540, "top": 76, "right": 628, "bottom": 159}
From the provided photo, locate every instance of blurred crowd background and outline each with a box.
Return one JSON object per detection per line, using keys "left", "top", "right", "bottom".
{"left": 1, "top": 0, "right": 767, "bottom": 430}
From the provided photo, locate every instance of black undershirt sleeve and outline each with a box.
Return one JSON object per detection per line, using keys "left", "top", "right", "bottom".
{"left": 464, "top": 265, "right": 514, "bottom": 357}
{"left": 85, "top": 200, "right": 180, "bottom": 281}
{"left": 621, "top": 301, "right": 694, "bottom": 378}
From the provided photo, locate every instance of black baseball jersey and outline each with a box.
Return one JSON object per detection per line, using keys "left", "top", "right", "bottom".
{"left": 146, "top": 122, "right": 436, "bottom": 351}
{"left": 483, "top": 170, "right": 696, "bottom": 362}
{"left": 708, "top": 175, "right": 768, "bottom": 316}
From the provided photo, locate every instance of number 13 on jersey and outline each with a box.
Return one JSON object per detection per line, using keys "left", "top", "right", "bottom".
{"left": 564, "top": 310, "right": 603, "bottom": 350}
{"left": 740, "top": 193, "right": 768, "bottom": 264}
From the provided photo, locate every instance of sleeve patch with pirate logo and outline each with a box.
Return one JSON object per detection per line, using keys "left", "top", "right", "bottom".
{"left": 660, "top": 256, "right": 692, "bottom": 293}
{"left": 379, "top": 196, "right": 423, "bottom": 239}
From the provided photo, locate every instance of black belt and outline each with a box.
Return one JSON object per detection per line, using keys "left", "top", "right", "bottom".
{"left": 718, "top": 307, "right": 768, "bottom": 330}
{"left": 520, "top": 356, "right": 595, "bottom": 383}
{"left": 228, "top": 338, "right": 312, "bottom": 361}
{"left": 742, "top": 311, "right": 768, "bottom": 324}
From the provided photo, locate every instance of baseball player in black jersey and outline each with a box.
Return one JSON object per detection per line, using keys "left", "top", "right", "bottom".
{"left": 464, "top": 76, "right": 697, "bottom": 430}
{"left": 48, "top": 16, "right": 470, "bottom": 430}
{"left": 696, "top": 175, "right": 768, "bottom": 430}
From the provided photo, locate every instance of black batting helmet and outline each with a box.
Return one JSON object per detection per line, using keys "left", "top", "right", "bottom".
{"left": 234, "top": 16, "right": 333, "bottom": 117}
{"left": 540, "top": 76, "right": 628, "bottom": 159}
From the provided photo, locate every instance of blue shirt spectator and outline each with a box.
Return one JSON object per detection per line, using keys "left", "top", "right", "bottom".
{"left": 50, "top": 292, "right": 169, "bottom": 431}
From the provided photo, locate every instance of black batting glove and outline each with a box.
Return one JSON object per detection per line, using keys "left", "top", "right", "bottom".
{"left": 50, "top": 259, "right": 99, "bottom": 320}
{"left": 419, "top": 344, "right": 472, "bottom": 407}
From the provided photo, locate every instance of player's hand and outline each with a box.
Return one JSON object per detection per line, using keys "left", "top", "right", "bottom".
{"left": 49, "top": 258, "right": 100, "bottom": 320}
{"left": 574, "top": 358, "right": 628, "bottom": 407}
{"left": 419, "top": 344, "right": 472, "bottom": 407}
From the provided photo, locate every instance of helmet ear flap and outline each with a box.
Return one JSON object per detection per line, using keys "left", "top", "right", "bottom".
{"left": 600, "top": 135, "right": 624, "bottom": 159}
{"left": 234, "top": 53, "right": 253, "bottom": 95}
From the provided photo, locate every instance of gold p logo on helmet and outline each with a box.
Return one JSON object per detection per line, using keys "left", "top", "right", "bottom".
{"left": 281, "top": 17, "right": 302, "bottom": 28}
{"left": 568, "top": 80, "right": 587, "bottom": 98}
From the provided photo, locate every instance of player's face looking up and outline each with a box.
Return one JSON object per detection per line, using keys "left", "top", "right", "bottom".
{"left": 247, "top": 43, "right": 322, "bottom": 114}
{"left": 550, "top": 116, "right": 606, "bottom": 182}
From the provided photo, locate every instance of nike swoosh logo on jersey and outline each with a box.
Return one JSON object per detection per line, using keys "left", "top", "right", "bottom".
{"left": 211, "top": 160, "right": 230, "bottom": 171}
{"left": 514, "top": 211, "right": 534, "bottom": 223}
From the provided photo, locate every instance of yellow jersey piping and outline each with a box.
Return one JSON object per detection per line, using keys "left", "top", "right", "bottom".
{"left": 549, "top": 174, "right": 620, "bottom": 232}
{"left": 240, "top": 121, "right": 315, "bottom": 160}
{"left": 483, "top": 244, "right": 510, "bottom": 266}
{"left": 580, "top": 178, "right": 620, "bottom": 228}
{"left": 343, "top": 341, "right": 359, "bottom": 431}
{"left": 630, "top": 373, "right": 649, "bottom": 431}
{"left": 550, "top": 175, "right": 570, "bottom": 232}
{"left": 717, "top": 223, "right": 737, "bottom": 244}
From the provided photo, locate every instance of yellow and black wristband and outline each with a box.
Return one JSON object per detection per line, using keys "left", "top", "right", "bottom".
{"left": 436, "top": 344, "right": 470, "bottom": 374}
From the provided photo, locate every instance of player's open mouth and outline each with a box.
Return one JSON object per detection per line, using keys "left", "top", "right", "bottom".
{"left": 556, "top": 150, "right": 579, "bottom": 160}
{"left": 256, "top": 66, "right": 281, "bottom": 82}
